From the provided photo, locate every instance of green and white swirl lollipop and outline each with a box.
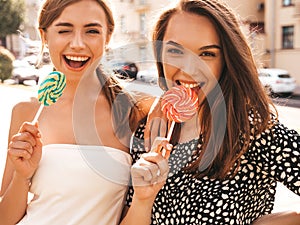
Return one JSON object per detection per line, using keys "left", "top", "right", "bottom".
{"left": 32, "top": 71, "right": 66, "bottom": 123}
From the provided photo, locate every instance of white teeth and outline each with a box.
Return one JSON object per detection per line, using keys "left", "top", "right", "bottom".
{"left": 180, "top": 81, "right": 199, "bottom": 89}
{"left": 65, "top": 55, "right": 89, "bottom": 61}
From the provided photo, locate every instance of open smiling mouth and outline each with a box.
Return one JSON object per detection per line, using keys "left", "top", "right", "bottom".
{"left": 176, "top": 80, "right": 206, "bottom": 90}
{"left": 64, "top": 55, "right": 90, "bottom": 69}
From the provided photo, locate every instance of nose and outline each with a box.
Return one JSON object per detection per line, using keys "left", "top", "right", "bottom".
{"left": 180, "top": 52, "right": 200, "bottom": 76}
{"left": 70, "top": 31, "right": 85, "bottom": 50}
{"left": 180, "top": 52, "right": 212, "bottom": 80}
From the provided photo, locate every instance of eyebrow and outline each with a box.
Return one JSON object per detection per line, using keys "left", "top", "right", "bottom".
{"left": 54, "top": 22, "right": 103, "bottom": 28}
{"left": 166, "top": 41, "right": 221, "bottom": 51}
{"left": 200, "top": 45, "right": 221, "bottom": 50}
{"left": 166, "top": 41, "right": 184, "bottom": 49}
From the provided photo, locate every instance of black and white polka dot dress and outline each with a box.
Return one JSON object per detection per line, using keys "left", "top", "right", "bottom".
{"left": 126, "top": 118, "right": 300, "bottom": 225}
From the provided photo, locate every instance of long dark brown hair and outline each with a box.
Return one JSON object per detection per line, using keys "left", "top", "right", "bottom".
{"left": 153, "top": 0, "right": 277, "bottom": 179}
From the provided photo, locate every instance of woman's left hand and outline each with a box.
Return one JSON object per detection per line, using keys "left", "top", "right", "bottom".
{"left": 131, "top": 140, "right": 172, "bottom": 201}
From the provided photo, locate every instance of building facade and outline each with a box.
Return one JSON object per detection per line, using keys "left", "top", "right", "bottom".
{"left": 264, "top": 0, "right": 300, "bottom": 82}
{"left": 7, "top": 0, "right": 300, "bottom": 83}
{"left": 109, "top": 0, "right": 300, "bottom": 83}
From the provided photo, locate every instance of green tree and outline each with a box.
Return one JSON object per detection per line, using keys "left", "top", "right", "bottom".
{"left": 0, "top": 46, "right": 15, "bottom": 82}
{"left": 0, "top": 0, "right": 25, "bottom": 47}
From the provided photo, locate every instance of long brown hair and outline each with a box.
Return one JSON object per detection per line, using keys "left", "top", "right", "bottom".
{"left": 38, "top": 0, "right": 146, "bottom": 138}
{"left": 153, "top": 0, "right": 277, "bottom": 179}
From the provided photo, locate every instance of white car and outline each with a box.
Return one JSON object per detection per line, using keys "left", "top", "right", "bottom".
{"left": 257, "top": 68, "right": 297, "bottom": 96}
{"left": 137, "top": 66, "right": 158, "bottom": 85}
{"left": 12, "top": 59, "right": 39, "bottom": 85}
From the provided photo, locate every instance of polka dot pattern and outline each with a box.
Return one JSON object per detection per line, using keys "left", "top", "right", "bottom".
{"left": 126, "top": 117, "right": 300, "bottom": 224}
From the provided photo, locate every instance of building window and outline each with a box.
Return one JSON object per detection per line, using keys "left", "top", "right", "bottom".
{"left": 140, "top": 13, "right": 146, "bottom": 36}
{"left": 282, "top": 0, "right": 293, "bottom": 6}
{"left": 120, "top": 15, "right": 126, "bottom": 33}
{"left": 140, "top": 46, "right": 147, "bottom": 62}
{"left": 282, "top": 26, "right": 294, "bottom": 49}
{"left": 250, "top": 22, "right": 265, "bottom": 34}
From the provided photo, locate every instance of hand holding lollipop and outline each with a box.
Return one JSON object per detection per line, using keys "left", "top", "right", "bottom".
{"left": 32, "top": 71, "right": 66, "bottom": 123}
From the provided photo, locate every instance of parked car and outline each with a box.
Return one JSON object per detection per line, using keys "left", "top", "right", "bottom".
{"left": 12, "top": 59, "right": 39, "bottom": 84}
{"left": 257, "top": 68, "right": 297, "bottom": 96}
{"left": 111, "top": 61, "right": 138, "bottom": 79}
{"left": 137, "top": 66, "right": 158, "bottom": 85}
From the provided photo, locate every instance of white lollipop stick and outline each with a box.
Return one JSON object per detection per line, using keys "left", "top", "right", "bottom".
{"left": 166, "top": 121, "right": 175, "bottom": 141}
{"left": 32, "top": 104, "right": 44, "bottom": 124}
{"left": 150, "top": 121, "right": 175, "bottom": 157}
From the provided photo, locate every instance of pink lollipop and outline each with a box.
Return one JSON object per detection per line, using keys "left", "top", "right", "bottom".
{"left": 161, "top": 86, "right": 199, "bottom": 140}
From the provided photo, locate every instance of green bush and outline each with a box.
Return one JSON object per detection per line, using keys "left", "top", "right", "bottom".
{"left": 0, "top": 46, "right": 15, "bottom": 83}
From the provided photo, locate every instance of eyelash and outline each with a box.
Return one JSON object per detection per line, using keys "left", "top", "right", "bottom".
{"left": 58, "top": 30, "right": 70, "bottom": 34}
{"left": 87, "top": 29, "right": 100, "bottom": 34}
{"left": 57, "top": 29, "right": 100, "bottom": 34}
{"left": 166, "top": 48, "right": 216, "bottom": 58}
{"left": 200, "top": 51, "right": 216, "bottom": 57}
{"left": 167, "top": 48, "right": 184, "bottom": 55}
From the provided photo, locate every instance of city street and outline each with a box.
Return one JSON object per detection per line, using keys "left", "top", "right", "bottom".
{"left": 0, "top": 81, "right": 300, "bottom": 213}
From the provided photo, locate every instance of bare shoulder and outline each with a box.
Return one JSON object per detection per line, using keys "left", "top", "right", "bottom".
{"left": 128, "top": 92, "right": 156, "bottom": 132}
{"left": 9, "top": 97, "right": 40, "bottom": 138}
{"left": 134, "top": 92, "right": 156, "bottom": 119}
{"left": 12, "top": 97, "right": 39, "bottom": 119}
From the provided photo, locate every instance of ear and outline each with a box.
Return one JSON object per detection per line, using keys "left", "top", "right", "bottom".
{"left": 106, "top": 34, "right": 111, "bottom": 45}
{"left": 39, "top": 28, "right": 48, "bottom": 46}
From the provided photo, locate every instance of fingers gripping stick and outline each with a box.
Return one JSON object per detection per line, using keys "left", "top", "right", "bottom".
{"left": 131, "top": 156, "right": 169, "bottom": 186}
{"left": 150, "top": 137, "right": 169, "bottom": 157}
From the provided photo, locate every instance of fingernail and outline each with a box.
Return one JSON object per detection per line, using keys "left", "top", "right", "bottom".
{"left": 166, "top": 144, "right": 172, "bottom": 150}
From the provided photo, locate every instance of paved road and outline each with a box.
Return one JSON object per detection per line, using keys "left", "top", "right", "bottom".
{"left": 0, "top": 82, "right": 300, "bottom": 213}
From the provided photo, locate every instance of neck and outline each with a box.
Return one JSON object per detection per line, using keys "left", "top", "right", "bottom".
{"left": 55, "top": 71, "right": 101, "bottom": 105}
{"left": 179, "top": 114, "right": 200, "bottom": 143}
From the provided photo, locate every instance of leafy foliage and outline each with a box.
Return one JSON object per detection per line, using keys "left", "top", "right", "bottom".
{"left": 0, "top": 0, "right": 25, "bottom": 38}
{"left": 0, "top": 47, "right": 15, "bottom": 82}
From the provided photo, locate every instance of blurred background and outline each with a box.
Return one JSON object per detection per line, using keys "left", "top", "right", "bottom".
{"left": 0, "top": 0, "right": 300, "bottom": 213}
{"left": 0, "top": 0, "right": 300, "bottom": 88}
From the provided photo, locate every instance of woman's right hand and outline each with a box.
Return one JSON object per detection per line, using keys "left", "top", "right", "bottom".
{"left": 8, "top": 122, "right": 42, "bottom": 181}
{"left": 144, "top": 97, "right": 168, "bottom": 152}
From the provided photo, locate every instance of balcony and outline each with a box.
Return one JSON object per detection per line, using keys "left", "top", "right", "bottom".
{"left": 134, "top": 0, "right": 150, "bottom": 12}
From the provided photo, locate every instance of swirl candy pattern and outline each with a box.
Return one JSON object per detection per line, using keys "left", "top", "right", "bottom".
{"left": 161, "top": 86, "right": 199, "bottom": 123}
{"left": 38, "top": 71, "right": 66, "bottom": 106}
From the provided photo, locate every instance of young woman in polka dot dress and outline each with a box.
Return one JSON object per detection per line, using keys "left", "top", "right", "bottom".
{"left": 120, "top": 0, "right": 300, "bottom": 224}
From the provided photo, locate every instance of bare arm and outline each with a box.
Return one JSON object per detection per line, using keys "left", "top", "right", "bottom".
{"left": 251, "top": 211, "right": 300, "bottom": 225}
{"left": 0, "top": 171, "right": 32, "bottom": 224}
{"left": 0, "top": 103, "right": 42, "bottom": 224}
{"left": 120, "top": 141, "right": 172, "bottom": 225}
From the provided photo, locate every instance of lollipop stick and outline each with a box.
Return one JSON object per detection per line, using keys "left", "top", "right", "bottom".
{"left": 166, "top": 121, "right": 175, "bottom": 141}
{"left": 32, "top": 104, "right": 44, "bottom": 124}
{"left": 150, "top": 121, "right": 175, "bottom": 155}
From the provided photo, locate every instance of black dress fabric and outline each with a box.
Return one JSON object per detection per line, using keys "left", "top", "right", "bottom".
{"left": 126, "top": 116, "right": 300, "bottom": 225}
